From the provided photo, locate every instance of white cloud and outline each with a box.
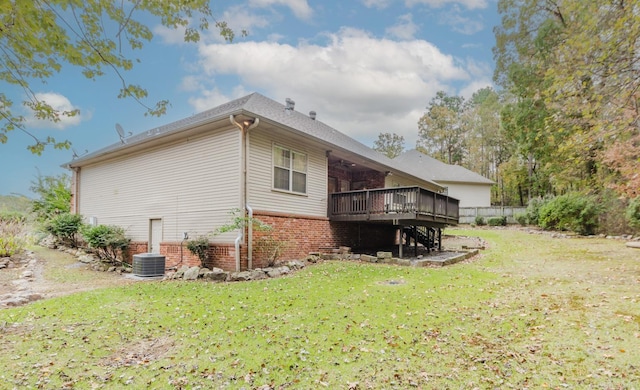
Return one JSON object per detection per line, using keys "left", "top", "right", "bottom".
{"left": 25, "top": 92, "right": 86, "bottom": 130}
{"left": 189, "top": 86, "right": 251, "bottom": 112}
{"left": 248, "top": 0, "right": 313, "bottom": 20}
{"left": 361, "top": 0, "right": 395, "bottom": 9}
{"left": 185, "top": 28, "right": 485, "bottom": 146}
{"left": 153, "top": 24, "right": 187, "bottom": 45}
{"left": 386, "top": 14, "right": 419, "bottom": 40}
{"left": 439, "top": 6, "right": 484, "bottom": 35}
{"left": 405, "top": 0, "right": 488, "bottom": 9}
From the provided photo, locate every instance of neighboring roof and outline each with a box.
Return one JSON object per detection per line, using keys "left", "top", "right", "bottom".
{"left": 66, "top": 93, "right": 445, "bottom": 191}
{"left": 394, "top": 149, "right": 495, "bottom": 185}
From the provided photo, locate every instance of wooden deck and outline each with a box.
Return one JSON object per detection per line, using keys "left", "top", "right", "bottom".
{"left": 328, "top": 186, "right": 459, "bottom": 227}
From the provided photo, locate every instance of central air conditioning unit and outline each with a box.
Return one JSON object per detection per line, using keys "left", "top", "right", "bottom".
{"left": 133, "top": 253, "right": 166, "bottom": 277}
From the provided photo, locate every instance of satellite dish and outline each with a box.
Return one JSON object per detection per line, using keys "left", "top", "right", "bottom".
{"left": 115, "top": 123, "right": 131, "bottom": 144}
{"left": 71, "top": 148, "right": 88, "bottom": 160}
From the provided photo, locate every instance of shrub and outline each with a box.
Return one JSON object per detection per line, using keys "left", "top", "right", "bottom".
{"left": 186, "top": 236, "right": 210, "bottom": 267}
{"left": 488, "top": 216, "right": 507, "bottom": 226}
{"left": 474, "top": 216, "right": 486, "bottom": 226}
{"left": 626, "top": 197, "right": 640, "bottom": 230}
{"left": 538, "top": 193, "right": 601, "bottom": 235}
{"left": 254, "top": 233, "right": 289, "bottom": 267}
{"left": 526, "top": 197, "right": 548, "bottom": 226}
{"left": 0, "top": 211, "right": 27, "bottom": 223}
{"left": 0, "top": 219, "right": 27, "bottom": 257}
{"left": 82, "top": 224, "right": 130, "bottom": 263}
{"left": 515, "top": 213, "right": 528, "bottom": 226}
{"left": 30, "top": 173, "right": 71, "bottom": 221}
{"left": 45, "top": 213, "right": 83, "bottom": 247}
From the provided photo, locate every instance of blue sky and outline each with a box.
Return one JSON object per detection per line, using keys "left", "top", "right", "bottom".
{"left": 1, "top": 0, "right": 499, "bottom": 197}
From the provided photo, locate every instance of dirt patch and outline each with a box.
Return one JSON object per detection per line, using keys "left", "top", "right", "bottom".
{"left": 0, "top": 247, "right": 136, "bottom": 308}
{"left": 100, "top": 337, "right": 176, "bottom": 368}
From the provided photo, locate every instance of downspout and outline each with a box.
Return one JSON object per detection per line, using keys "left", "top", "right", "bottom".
{"left": 230, "top": 115, "right": 260, "bottom": 271}
{"left": 71, "top": 167, "right": 80, "bottom": 215}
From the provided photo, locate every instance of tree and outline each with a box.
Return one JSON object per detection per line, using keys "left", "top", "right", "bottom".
{"left": 494, "top": 0, "right": 640, "bottom": 199}
{"left": 1, "top": 0, "right": 239, "bottom": 154}
{"left": 373, "top": 132, "right": 405, "bottom": 158}
{"left": 417, "top": 91, "right": 465, "bottom": 164}
{"left": 462, "top": 88, "right": 505, "bottom": 180}
{"left": 30, "top": 173, "right": 71, "bottom": 221}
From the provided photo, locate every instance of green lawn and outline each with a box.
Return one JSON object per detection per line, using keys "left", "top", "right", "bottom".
{"left": 1, "top": 229, "right": 639, "bottom": 389}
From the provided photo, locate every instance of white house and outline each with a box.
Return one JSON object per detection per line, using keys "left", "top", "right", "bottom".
{"left": 394, "top": 150, "right": 494, "bottom": 208}
{"left": 66, "top": 93, "right": 459, "bottom": 270}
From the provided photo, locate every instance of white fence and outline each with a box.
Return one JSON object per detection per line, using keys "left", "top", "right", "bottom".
{"left": 459, "top": 207, "right": 527, "bottom": 224}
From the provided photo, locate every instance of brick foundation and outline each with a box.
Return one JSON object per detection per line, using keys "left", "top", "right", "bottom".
{"left": 251, "top": 211, "right": 338, "bottom": 268}
{"left": 126, "top": 213, "right": 400, "bottom": 272}
{"left": 126, "top": 241, "right": 241, "bottom": 272}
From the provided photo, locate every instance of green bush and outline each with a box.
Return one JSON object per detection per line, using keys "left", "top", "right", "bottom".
{"left": 474, "top": 216, "right": 486, "bottom": 226}
{"left": 0, "top": 210, "right": 27, "bottom": 223}
{"left": 538, "top": 193, "right": 601, "bottom": 235}
{"left": 487, "top": 216, "right": 507, "bottom": 226}
{"left": 186, "top": 236, "right": 210, "bottom": 267}
{"left": 0, "top": 219, "right": 27, "bottom": 257}
{"left": 82, "top": 224, "right": 130, "bottom": 263}
{"left": 45, "top": 213, "right": 83, "bottom": 247}
{"left": 526, "top": 197, "right": 548, "bottom": 226}
{"left": 626, "top": 197, "right": 640, "bottom": 230}
{"left": 515, "top": 213, "right": 528, "bottom": 226}
{"left": 30, "top": 173, "right": 71, "bottom": 221}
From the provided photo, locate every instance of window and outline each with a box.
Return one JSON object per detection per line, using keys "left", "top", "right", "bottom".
{"left": 273, "top": 145, "right": 307, "bottom": 194}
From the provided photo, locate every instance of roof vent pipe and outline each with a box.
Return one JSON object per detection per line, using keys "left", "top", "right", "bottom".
{"left": 285, "top": 98, "right": 295, "bottom": 112}
{"left": 309, "top": 111, "right": 316, "bottom": 120}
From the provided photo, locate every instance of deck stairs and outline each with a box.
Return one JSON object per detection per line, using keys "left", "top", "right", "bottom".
{"left": 403, "top": 226, "right": 438, "bottom": 251}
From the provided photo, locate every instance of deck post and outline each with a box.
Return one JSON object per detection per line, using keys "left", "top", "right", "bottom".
{"left": 437, "top": 228, "right": 442, "bottom": 251}
{"left": 398, "top": 225, "right": 403, "bottom": 258}
{"left": 413, "top": 225, "right": 418, "bottom": 257}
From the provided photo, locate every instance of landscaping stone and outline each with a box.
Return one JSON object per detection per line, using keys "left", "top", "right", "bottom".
{"left": 265, "top": 266, "right": 290, "bottom": 278}
{"left": 361, "top": 254, "right": 377, "bottom": 262}
{"left": 377, "top": 251, "right": 393, "bottom": 259}
{"left": 626, "top": 242, "right": 640, "bottom": 249}
{"left": 251, "top": 269, "right": 268, "bottom": 280}
{"left": 173, "top": 265, "right": 189, "bottom": 279}
{"left": 78, "top": 254, "right": 96, "bottom": 263}
{"left": 202, "top": 269, "right": 229, "bottom": 282}
{"left": 183, "top": 266, "right": 200, "bottom": 280}
{"left": 287, "top": 260, "right": 306, "bottom": 270}
{"left": 230, "top": 271, "right": 252, "bottom": 282}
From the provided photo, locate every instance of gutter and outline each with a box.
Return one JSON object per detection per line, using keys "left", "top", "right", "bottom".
{"left": 230, "top": 115, "right": 259, "bottom": 271}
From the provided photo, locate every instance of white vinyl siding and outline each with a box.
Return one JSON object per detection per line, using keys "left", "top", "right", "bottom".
{"left": 78, "top": 128, "right": 241, "bottom": 243}
{"left": 437, "top": 182, "right": 492, "bottom": 208}
{"left": 247, "top": 130, "right": 327, "bottom": 217}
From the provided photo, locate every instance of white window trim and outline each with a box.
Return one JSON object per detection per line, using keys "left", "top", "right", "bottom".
{"left": 272, "top": 143, "right": 308, "bottom": 195}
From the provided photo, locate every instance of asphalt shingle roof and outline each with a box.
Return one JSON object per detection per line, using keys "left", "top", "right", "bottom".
{"left": 394, "top": 149, "right": 494, "bottom": 185}
{"left": 67, "top": 93, "right": 449, "bottom": 190}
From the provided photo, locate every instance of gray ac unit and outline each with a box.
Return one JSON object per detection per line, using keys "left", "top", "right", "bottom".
{"left": 133, "top": 253, "right": 166, "bottom": 277}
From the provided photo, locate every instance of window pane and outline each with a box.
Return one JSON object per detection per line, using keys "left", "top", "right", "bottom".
{"left": 292, "top": 151, "right": 307, "bottom": 172}
{"left": 292, "top": 171, "right": 306, "bottom": 193}
{"left": 274, "top": 167, "right": 289, "bottom": 190}
{"left": 274, "top": 147, "right": 290, "bottom": 168}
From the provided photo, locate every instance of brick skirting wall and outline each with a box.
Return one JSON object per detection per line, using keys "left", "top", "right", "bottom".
{"left": 126, "top": 212, "right": 400, "bottom": 272}
{"left": 251, "top": 211, "right": 338, "bottom": 268}
{"left": 252, "top": 211, "right": 399, "bottom": 267}
{"left": 127, "top": 241, "right": 240, "bottom": 271}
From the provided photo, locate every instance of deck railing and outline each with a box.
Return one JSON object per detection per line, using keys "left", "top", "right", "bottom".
{"left": 328, "top": 186, "right": 459, "bottom": 224}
